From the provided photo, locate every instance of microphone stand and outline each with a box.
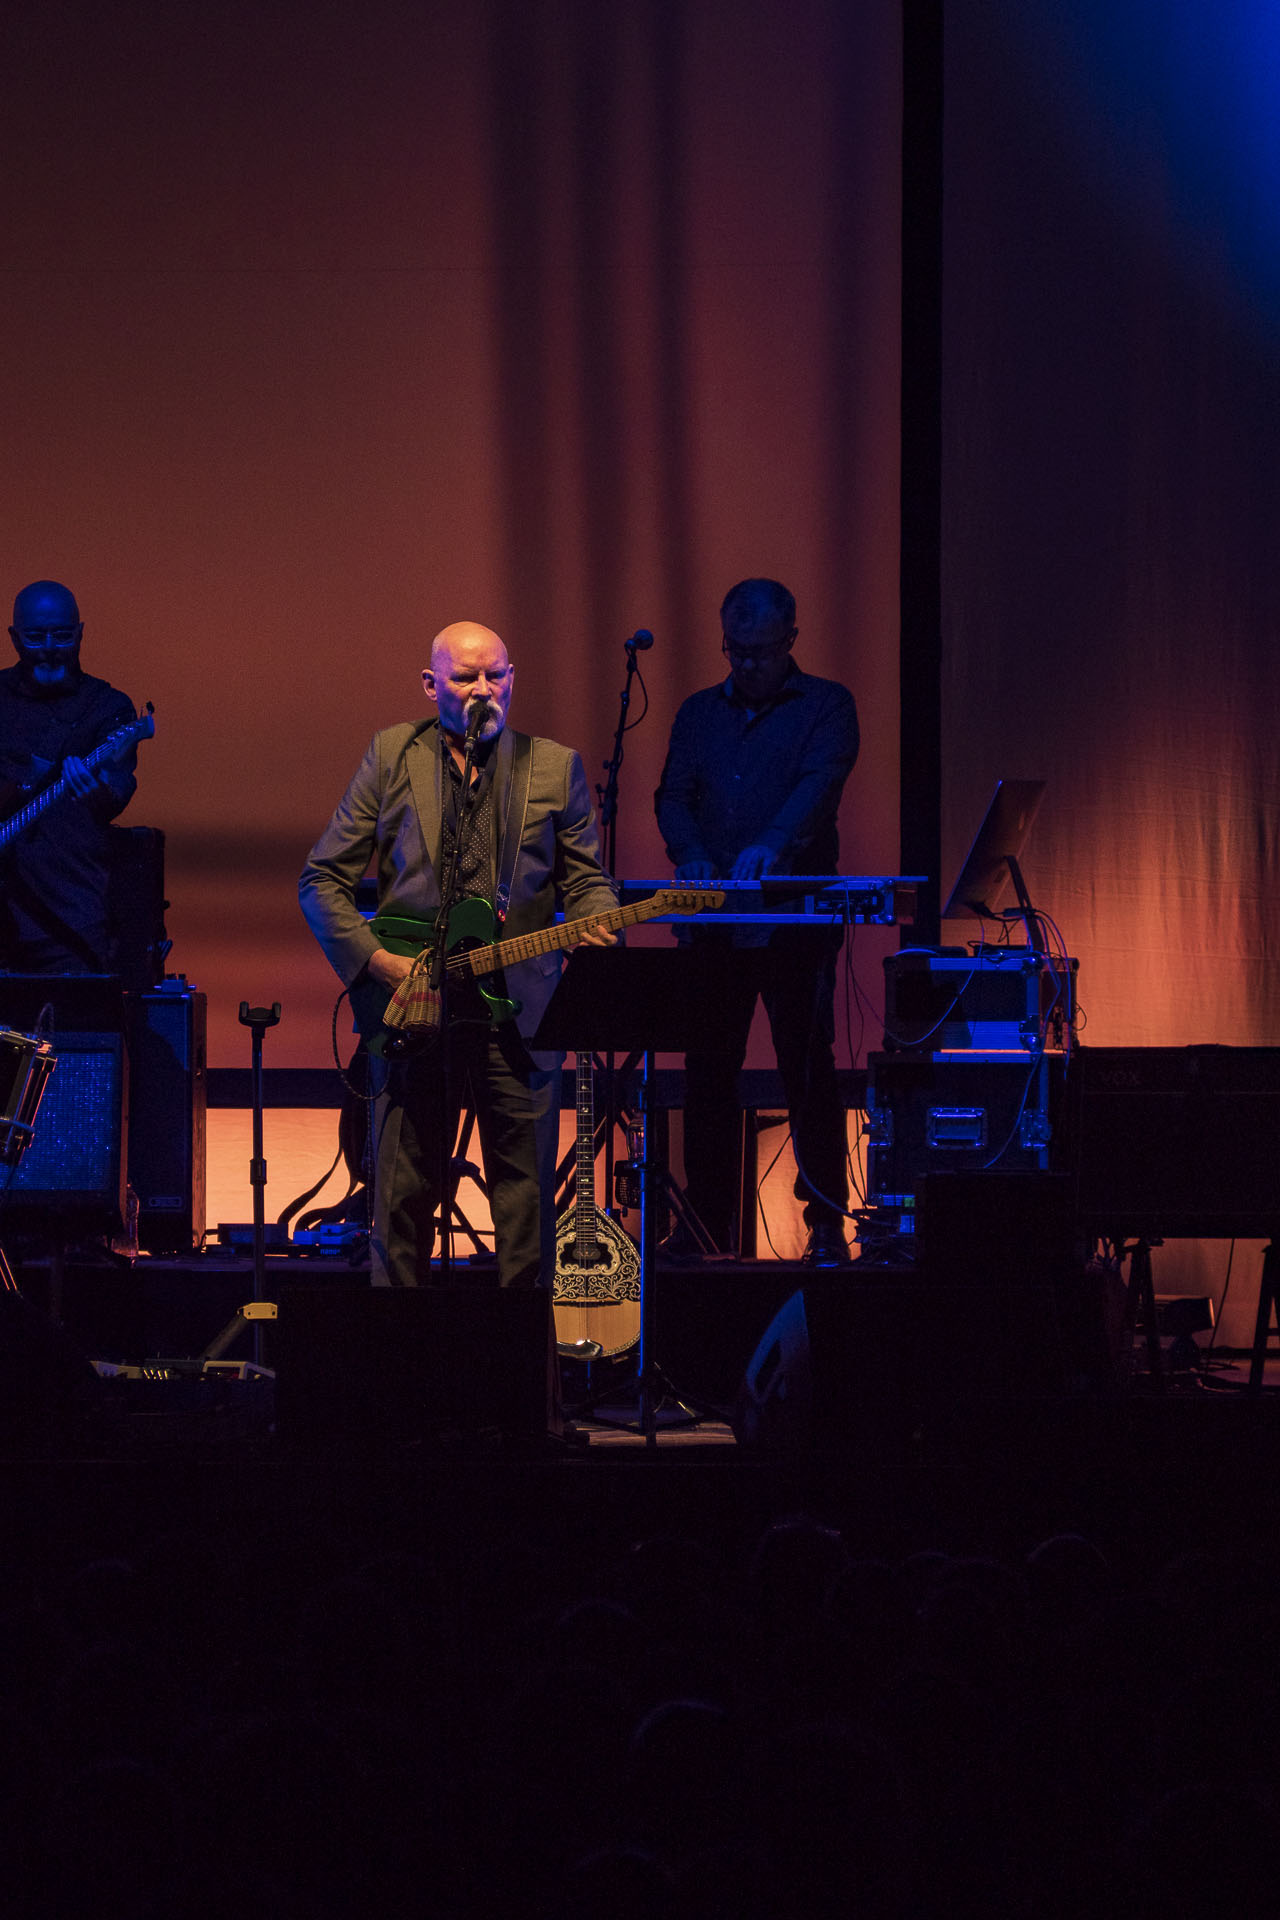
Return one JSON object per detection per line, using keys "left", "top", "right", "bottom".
{"left": 596, "top": 637, "right": 644, "bottom": 877}
{"left": 428, "top": 708, "right": 485, "bottom": 1283}
{"left": 595, "top": 636, "right": 647, "bottom": 1238}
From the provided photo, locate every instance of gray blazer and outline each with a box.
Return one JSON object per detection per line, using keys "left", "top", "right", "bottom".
{"left": 299, "top": 718, "right": 619, "bottom": 1043}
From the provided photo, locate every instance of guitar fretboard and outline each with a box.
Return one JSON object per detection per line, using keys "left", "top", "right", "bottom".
{"left": 447, "top": 891, "right": 718, "bottom": 978}
{"left": 0, "top": 712, "right": 151, "bottom": 850}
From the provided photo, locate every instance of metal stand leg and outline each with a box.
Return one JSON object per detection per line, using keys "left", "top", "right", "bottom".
{"left": 1248, "top": 1241, "right": 1278, "bottom": 1396}
{"left": 590, "top": 1047, "right": 710, "bottom": 1448}
{"left": 447, "top": 1105, "right": 497, "bottom": 1261}
{"left": 1123, "top": 1235, "right": 1163, "bottom": 1390}
{"left": 239, "top": 1001, "right": 281, "bottom": 1369}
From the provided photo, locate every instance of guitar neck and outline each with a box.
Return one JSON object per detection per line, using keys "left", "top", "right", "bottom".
{"left": 447, "top": 894, "right": 669, "bottom": 978}
{"left": 573, "top": 1052, "right": 598, "bottom": 1249}
{"left": 0, "top": 757, "right": 97, "bottom": 847}
{"left": 0, "top": 714, "right": 149, "bottom": 851}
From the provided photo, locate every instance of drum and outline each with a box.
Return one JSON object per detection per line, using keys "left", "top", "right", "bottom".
{"left": 0, "top": 1028, "right": 56, "bottom": 1167}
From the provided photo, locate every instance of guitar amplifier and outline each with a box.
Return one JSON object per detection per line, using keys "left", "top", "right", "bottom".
{"left": 0, "top": 976, "right": 127, "bottom": 1227}
{"left": 108, "top": 825, "right": 168, "bottom": 991}
{"left": 6, "top": 1031, "right": 128, "bottom": 1225}
{"left": 126, "top": 981, "right": 207, "bottom": 1252}
{"left": 1069, "top": 1045, "right": 1280, "bottom": 1238}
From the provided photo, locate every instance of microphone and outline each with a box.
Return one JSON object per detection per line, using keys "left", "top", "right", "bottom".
{"left": 624, "top": 628, "right": 655, "bottom": 651}
{"left": 464, "top": 698, "right": 488, "bottom": 742}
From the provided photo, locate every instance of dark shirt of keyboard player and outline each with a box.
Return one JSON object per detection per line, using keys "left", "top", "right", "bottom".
{"left": 654, "top": 577, "right": 860, "bottom": 1266}
{"left": 0, "top": 581, "right": 138, "bottom": 974}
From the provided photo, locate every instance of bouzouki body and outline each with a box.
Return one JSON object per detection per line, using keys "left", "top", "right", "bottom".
{"left": 553, "top": 1052, "right": 640, "bottom": 1357}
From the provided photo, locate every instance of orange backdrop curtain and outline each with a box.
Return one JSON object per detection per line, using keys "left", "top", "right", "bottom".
{"left": 943, "top": 1, "right": 1280, "bottom": 1340}
{"left": 0, "top": 0, "right": 902, "bottom": 1101}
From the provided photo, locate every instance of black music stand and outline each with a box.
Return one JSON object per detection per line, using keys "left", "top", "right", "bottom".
{"left": 534, "top": 945, "right": 728, "bottom": 1446}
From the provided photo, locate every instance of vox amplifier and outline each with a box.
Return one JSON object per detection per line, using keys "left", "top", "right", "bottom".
{"left": 1069, "top": 1045, "right": 1280, "bottom": 1238}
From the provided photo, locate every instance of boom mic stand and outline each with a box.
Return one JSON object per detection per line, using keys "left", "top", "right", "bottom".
{"left": 595, "top": 629, "right": 653, "bottom": 1230}
{"left": 596, "top": 628, "right": 652, "bottom": 876}
{"left": 427, "top": 705, "right": 486, "bottom": 1282}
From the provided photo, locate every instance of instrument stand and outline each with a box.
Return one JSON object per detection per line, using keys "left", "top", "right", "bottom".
{"left": 446, "top": 1105, "right": 497, "bottom": 1262}
{"left": 238, "top": 1000, "right": 281, "bottom": 1369}
{"left": 609, "top": 1054, "right": 719, "bottom": 1254}
{"left": 535, "top": 946, "right": 729, "bottom": 1447}
{"left": 596, "top": 642, "right": 646, "bottom": 1244}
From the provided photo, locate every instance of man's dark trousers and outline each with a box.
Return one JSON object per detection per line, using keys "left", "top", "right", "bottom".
{"left": 681, "top": 927, "right": 848, "bottom": 1252}
{"left": 372, "top": 1020, "right": 559, "bottom": 1289}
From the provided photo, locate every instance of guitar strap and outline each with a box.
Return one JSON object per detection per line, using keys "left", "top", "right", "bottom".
{"left": 493, "top": 732, "right": 533, "bottom": 928}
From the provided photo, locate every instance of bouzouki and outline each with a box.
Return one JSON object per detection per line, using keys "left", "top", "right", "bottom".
{"left": 553, "top": 1050, "right": 641, "bottom": 1357}
{"left": 0, "top": 705, "right": 156, "bottom": 851}
{"left": 352, "top": 885, "right": 726, "bottom": 1046}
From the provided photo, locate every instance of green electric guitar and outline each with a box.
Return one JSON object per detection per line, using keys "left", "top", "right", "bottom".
{"left": 351, "top": 886, "right": 725, "bottom": 1049}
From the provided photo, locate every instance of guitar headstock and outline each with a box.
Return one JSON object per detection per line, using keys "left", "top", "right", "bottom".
{"left": 95, "top": 705, "right": 156, "bottom": 766}
{"left": 657, "top": 887, "right": 727, "bottom": 914}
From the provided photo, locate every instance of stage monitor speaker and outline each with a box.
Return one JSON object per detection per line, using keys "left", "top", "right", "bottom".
{"left": 126, "top": 985, "right": 206, "bottom": 1252}
{"left": 5, "top": 1030, "right": 127, "bottom": 1226}
{"left": 273, "top": 1286, "right": 553, "bottom": 1449}
{"left": 733, "top": 1275, "right": 1080, "bottom": 1454}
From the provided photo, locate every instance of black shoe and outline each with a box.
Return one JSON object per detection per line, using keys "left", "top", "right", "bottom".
{"left": 801, "top": 1224, "right": 852, "bottom": 1267}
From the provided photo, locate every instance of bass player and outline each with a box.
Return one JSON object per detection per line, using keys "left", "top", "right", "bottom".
{"left": 299, "top": 619, "right": 618, "bottom": 1293}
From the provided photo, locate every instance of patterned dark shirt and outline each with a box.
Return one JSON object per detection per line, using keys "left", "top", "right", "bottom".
{"left": 441, "top": 741, "right": 497, "bottom": 902}
{"left": 655, "top": 663, "right": 860, "bottom": 877}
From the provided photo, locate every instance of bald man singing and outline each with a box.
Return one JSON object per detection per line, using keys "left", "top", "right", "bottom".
{"left": 300, "top": 621, "right": 618, "bottom": 1305}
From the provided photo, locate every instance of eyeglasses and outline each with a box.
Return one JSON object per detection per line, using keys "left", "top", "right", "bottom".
{"left": 14, "top": 626, "right": 81, "bottom": 650}
{"left": 721, "top": 633, "right": 794, "bottom": 667}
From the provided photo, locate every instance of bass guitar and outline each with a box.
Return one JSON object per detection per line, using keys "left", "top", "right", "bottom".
{"left": 353, "top": 885, "right": 726, "bottom": 1045}
{"left": 0, "top": 705, "right": 155, "bottom": 852}
{"left": 553, "top": 1050, "right": 641, "bottom": 1358}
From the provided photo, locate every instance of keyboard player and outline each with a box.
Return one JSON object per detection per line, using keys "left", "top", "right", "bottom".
{"left": 653, "top": 577, "right": 861, "bottom": 1265}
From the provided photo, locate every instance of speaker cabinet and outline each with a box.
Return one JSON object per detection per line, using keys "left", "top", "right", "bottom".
{"left": 107, "top": 825, "right": 168, "bottom": 991}
{"left": 0, "top": 977, "right": 128, "bottom": 1227}
{"left": 6, "top": 1030, "right": 127, "bottom": 1226}
{"left": 273, "top": 1286, "right": 553, "bottom": 1448}
{"left": 126, "top": 984, "right": 206, "bottom": 1252}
